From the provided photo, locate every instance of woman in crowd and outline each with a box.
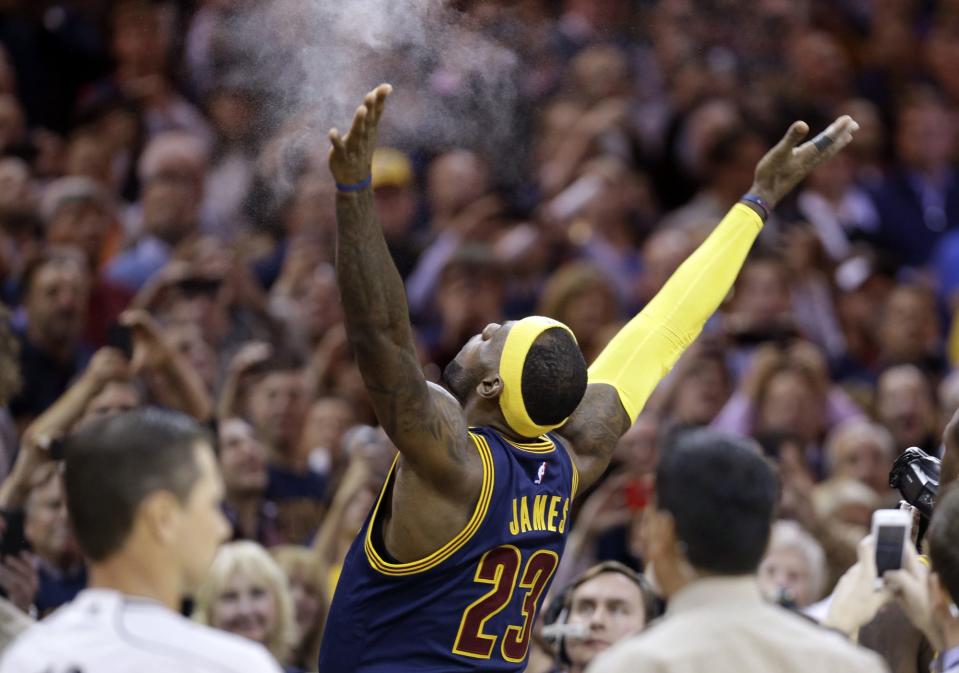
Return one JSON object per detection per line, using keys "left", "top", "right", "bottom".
{"left": 270, "top": 546, "right": 328, "bottom": 673}
{"left": 192, "top": 541, "right": 301, "bottom": 672}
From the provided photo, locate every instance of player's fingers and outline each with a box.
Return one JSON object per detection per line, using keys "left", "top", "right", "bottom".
{"left": 798, "top": 116, "right": 859, "bottom": 164}
{"left": 371, "top": 83, "right": 392, "bottom": 125}
{"left": 362, "top": 92, "right": 378, "bottom": 133}
{"left": 805, "top": 129, "right": 855, "bottom": 163}
{"left": 826, "top": 114, "right": 858, "bottom": 138}
{"left": 328, "top": 129, "right": 346, "bottom": 154}
{"left": 349, "top": 105, "right": 368, "bottom": 142}
{"left": 769, "top": 121, "right": 810, "bottom": 159}
{"left": 809, "top": 115, "right": 856, "bottom": 147}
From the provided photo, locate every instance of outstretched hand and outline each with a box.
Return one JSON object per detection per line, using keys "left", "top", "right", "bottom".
{"left": 751, "top": 115, "right": 860, "bottom": 208}
{"left": 329, "top": 84, "right": 392, "bottom": 186}
{"left": 884, "top": 541, "right": 942, "bottom": 650}
{"left": 823, "top": 534, "right": 891, "bottom": 639}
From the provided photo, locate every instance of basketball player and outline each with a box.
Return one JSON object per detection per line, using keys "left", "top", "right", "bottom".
{"left": 320, "top": 84, "right": 858, "bottom": 672}
{"left": 0, "top": 409, "right": 283, "bottom": 673}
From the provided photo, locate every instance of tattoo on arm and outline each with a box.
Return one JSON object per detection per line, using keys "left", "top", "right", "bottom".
{"left": 334, "top": 190, "right": 468, "bottom": 473}
{"left": 559, "top": 384, "right": 631, "bottom": 487}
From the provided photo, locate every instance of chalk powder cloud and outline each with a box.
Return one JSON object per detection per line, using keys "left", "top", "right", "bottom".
{"left": 217, "top": 0, "right": 521, "bottom": 189}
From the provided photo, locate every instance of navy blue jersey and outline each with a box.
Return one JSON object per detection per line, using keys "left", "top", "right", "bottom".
{"left": 319, "top": 426, "right": 578, "bottom": 672}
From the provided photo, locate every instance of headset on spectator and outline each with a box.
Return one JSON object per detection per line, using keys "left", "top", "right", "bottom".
{"left": 540, "top": 561, "right": 662, "bottom": 665}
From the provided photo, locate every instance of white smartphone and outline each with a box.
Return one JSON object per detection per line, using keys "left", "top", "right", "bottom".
{"left": 871, "top": 509, "right": 912, "bottom": 576}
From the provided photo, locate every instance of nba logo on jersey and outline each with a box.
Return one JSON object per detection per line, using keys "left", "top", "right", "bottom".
{"left": 534, "top": 461, "right": 547, "bottom": 484}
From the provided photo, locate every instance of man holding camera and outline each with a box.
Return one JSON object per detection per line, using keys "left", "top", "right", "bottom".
{"left": 884, "top": 485, "right": 959, "bottom": 673}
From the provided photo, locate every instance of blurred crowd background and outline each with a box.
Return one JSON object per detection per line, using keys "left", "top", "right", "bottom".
{"left": 0, "top": 0, "right": 957, "bottom": 671}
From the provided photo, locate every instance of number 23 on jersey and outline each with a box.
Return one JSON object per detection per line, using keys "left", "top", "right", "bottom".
{"left": 453, "top": 545, "right": 559, "bottom": 663}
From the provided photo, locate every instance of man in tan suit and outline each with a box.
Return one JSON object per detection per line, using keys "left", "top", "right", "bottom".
{"left": 590, "top": 429, "right": 888, "bottom": 673}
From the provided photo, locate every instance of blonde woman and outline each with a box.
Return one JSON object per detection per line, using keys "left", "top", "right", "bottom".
{"left": 270, "top": 546, "right": 328, "bottom": 672}
{"left": 193, "top": 541, "right": 301, "bottom": 672}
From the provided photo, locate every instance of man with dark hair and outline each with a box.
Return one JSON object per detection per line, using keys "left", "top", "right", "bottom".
{"left": 9, "top": 249, "right": 91, "bottom": 426}
{"left": 238, "top": 351, "right": 323, "bottom": 543}
{"left": 0, "top": 408, "right": 282, "bottom": 672}
{"left": 240, "top": 350, "right": 309, "bottom": 464}
{"left": 870, "top": 88, "right": 959, "bottom": 268}
{"left": 592, "top": 429, "right": 886, "bottom": 673}
{"left": 320, "top": 84, "right": 860, "bottom": 673}
{"left": 218, "top": 416, "right": 281, "bottom": 546}
{"left": 41, "top": 176, "right": 135, "bottom": 347}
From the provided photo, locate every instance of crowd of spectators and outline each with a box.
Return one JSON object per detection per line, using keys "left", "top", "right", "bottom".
{"left": 0, "top": 0, "right": 958, "bottom": 671}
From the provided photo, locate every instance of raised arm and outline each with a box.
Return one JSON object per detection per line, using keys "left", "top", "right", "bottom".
{"left": 0, "top": 348, "right": 128, "bottom": 507}
{"left": 561, "top": 116, "right": 860, "bottom": 487}
{"left": 122, "top": 310, "right": 213, "bottom": 422}
{"left": 327, "top": 85, "right": 471, "bottom": 486}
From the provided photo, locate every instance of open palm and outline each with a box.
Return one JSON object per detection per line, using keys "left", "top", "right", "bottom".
{"left": 329, "top": 84, "right": 392, "bottom": 186}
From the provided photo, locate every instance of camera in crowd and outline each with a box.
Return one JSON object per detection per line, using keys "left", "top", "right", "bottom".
{"left": 889, "top": 446, "right": 941, "bottom": 519}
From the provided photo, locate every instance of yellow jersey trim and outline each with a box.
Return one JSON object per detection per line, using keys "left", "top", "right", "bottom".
{"left": 497, "top": 432, "right": 556, "bottom": 454}
{"left": 570, "top": 456, "right": 580, "bottom": 500}
{"left": 364, "top": 432, "right": 495, "bottom": 577}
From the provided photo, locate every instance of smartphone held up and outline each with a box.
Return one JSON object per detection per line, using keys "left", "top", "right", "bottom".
{"left": 871, "top": 509, "right": 912, "bottom": 576}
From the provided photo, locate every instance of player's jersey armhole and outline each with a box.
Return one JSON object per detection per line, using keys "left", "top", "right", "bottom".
{"left": 364, "top": 431, "right": 495, "bottom": 576}
{"left": 548, "top": 432, "right": 580, "bottom": 499}
{"left": 570, "top": 451, "right": 580, "bottom": 499}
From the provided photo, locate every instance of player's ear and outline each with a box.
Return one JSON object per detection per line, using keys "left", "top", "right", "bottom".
{"left": 477, "top": 375, "right": 503, "bottom": 400}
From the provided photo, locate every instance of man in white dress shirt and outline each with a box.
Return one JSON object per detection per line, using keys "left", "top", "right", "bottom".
{"left": 590, "top": 429, "right": 888, "bottom": 673}
{"left": 0, "top": 408, "right": 282, "bottom": 673}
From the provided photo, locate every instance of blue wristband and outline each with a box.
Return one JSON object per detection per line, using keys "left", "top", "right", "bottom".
{"left": 336, "top": 175, "right": 373, "bottom": 193}
{"left": 740, "top": 193, "right": 771, "bottom": 222}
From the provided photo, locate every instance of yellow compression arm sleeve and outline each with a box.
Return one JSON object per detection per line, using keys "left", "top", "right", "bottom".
{"left": 589, "top": 203, "right": 763, "bottom": 422}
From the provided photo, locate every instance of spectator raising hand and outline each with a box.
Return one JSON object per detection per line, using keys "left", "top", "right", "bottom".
{"left": 884, "top": 542, "right": 941, "bottom": 651}
{"left": 823, "top": 535, "right": 891, "bottom": 641}
{"left": 0, "top": 3, "right": 959, "bottom": 672}
{"left": 120, "top": 310, "right": 213, "bottom": 421}
{"left": 0, "top": 552, "right": 38, "bottom": 614}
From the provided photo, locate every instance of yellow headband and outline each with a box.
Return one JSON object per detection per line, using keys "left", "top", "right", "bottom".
{"left": 499, "top": 316, "right": 576, "bottom": 438}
